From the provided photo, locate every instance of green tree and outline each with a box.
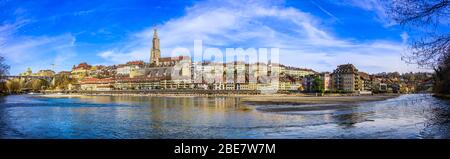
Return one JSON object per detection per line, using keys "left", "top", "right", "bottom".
{"left": 312, "top": 76, "right": 324, "bottom": 93}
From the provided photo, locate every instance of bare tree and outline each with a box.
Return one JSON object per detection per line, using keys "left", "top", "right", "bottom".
{"left": 0, "top": 56, "right": 10, "bottom": 94}
{"left": 387, "top": 0, "right": 449, "bottom": 67}
{"left": 387, "top": 0, "right": 450, "bottom": 94}
{"left": 0, "top": 56, "right": 9, "bottom": 76}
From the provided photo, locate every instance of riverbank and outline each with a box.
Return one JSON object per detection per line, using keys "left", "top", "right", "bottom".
{"left": 240, "top": 94, "right": 399, "bottom": 105}
{"left": 36, "top": 92, "right": 400, "bottom": 105}
{"left": 38, "top": 92, "right": 259, "bottom": 98}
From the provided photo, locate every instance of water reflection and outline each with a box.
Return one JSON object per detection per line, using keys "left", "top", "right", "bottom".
{"left": 333, "top": 111, "right": 375, "bottom": 128}
{"left": 0, "top": 94, "right": 449, "bottom": 139}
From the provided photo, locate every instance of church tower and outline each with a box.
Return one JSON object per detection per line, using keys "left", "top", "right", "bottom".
{"left": 150, "top": 28, "right": 161, "bottom": 66}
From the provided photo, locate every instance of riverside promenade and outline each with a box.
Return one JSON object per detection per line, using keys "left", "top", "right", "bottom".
{"left": 43, "top": 89, "right": 262, "bottom": 96}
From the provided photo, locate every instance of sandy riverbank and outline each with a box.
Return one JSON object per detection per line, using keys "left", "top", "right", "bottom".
{"left": 240, "top": 95, "right": 399, "bottom": 105}
{"left": 37, "top": 93, "right": 399, "bottom": 104}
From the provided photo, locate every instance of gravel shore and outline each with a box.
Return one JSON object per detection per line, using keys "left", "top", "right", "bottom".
{"left": 240, "top": 95, "right": 399, "bottom": 105}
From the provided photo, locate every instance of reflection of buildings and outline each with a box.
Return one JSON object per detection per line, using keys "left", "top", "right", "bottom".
{"left": 332, "top": 109, "right": 374, "bottom": 128}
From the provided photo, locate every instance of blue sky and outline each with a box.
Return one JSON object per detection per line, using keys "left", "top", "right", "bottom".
{"left": 0, "top": 0, "right": 429, "bottom": 75}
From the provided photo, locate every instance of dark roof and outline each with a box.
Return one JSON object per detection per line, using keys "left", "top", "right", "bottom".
{"left": 334, "top": 64, "right": 358, "bottom": 74}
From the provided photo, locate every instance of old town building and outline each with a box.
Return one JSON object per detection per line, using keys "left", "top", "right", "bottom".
{"left": 71, "top": 62, "right": 92, "bottom": 79}
{"left": 331, "top": 64, "right": 361, "bottom": 92}
{"left": 319, "top": 72, "right": 332, "bottom": 91}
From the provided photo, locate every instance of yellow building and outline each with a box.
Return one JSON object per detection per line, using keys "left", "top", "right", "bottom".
{"left": 281, "top": 65, "right": 315, "bottom": 77}
{"left": 71, "top": 62, "right": 92, "bottom": 79}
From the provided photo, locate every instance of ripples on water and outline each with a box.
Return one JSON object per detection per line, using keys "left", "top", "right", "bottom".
{"left": 0, "top": 94, "right": 449, "bottom": 139}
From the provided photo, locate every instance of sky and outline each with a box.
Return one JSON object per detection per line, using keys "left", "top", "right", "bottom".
{"left": 0, "top": 0, "right": 432, "bottom": 75}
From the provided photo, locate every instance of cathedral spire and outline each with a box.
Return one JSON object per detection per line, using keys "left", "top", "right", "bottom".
{"left": 153, "top": 28, "right": 158, "bottom": 39}
{"left": 150, "top": 28, "right": 161, "bottom": 66}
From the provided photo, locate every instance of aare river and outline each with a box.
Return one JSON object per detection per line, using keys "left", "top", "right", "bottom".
{"left": 0, "top": 94, "right": 449, "bottom": 139}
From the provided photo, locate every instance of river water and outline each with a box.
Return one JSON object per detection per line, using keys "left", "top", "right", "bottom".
{"left": 0, "top": 94, "right": 449, "bottom": 139}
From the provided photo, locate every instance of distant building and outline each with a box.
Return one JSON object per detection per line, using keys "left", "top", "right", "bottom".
{"left": 18, "top": 68, "right": 55, "bottom": 77}
{"left": 76, "top": 28, "right": 321, "bottom": 92}
{"left": 358, "top": 72, "right": 372, "bottom": 91}
{"left": 281, "top": 65, "right": 315, "bottom": 77}
{"left": 36, "top": 70, "right": 55, "bottom": 77}
{"left": 90, "top": 65, "right": 116, "bottom": 79}
{"left": 278, "top": 74, "right": 302, "bottom": 91}
{"left": 319, "top": 72, "right": 332, "bottom": 91}
{"left": 150, "top": 28, "right": 161, "bottom": 66}
{"left": 79, "top": 28, "right": 193, "bottom": 91}
{"left": 72, "top": 62, "right": 92, "bottom": 79}
{"left": 57, "top": 71, "right": 72, "bottom": 76}
{"left": 302, "top": 75, "right": 316, "bottom": 92}
{"left": 116, "top": 61, "right": 145, "bottom": 77}
{"left": 331, "top": 64, "right": 361, "bottom": 92}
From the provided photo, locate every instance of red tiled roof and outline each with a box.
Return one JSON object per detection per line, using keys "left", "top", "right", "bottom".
{"left": 126, "top": 60, "right": 145, "bottom": 65}
{"left": 359, "top": 72, "right": 370, "bottom": 79}
{"left": 73, "top": 62, "right": 92, "bottom": 70}
{"left": 159, "top": 56, "right": 190, "bottom": 62}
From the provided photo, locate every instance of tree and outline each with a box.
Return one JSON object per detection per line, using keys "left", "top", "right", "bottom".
{"left": 434, "top": 54, "right": 450, "bottom": 94}
{"left": 0, "top": 56, "right": 10, "bottom": 94}
{"left": 26, "top": 79, "right": 49, "bottom": 92}
{"left": 387, "top": 0, "right": 450, "bottom": 94}
{"left": 51, "top": 74, "right": 76, "bottom": 90}
{"left": 5, "top": 78, "right": 24, "bottom": 94}
{"left": 0, "top": 56, "right": 9, "bottom": 77}
{"left": 312, "top": 76, "right": 324, "bottom": 93}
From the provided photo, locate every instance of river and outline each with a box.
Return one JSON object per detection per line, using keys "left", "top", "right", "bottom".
{"left": 0, "top": 94, "right": 449, "bottom": 139}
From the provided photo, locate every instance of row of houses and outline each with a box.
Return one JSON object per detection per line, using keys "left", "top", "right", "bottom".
{"left": 74, "top": 60, "right": 314, "bottom": 92}
{"left": 20, "top": 61, "right": 428, "bottom": 94}
{"left": 18, "top": 28, "right": 432, "bottom": 94}
{"left": 301, "top": 64, "right": 434, "bottom": 94}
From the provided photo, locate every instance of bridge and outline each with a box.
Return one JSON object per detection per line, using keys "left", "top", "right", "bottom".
{"left": 0, "top": 76, "right": 53, "bottom": 82}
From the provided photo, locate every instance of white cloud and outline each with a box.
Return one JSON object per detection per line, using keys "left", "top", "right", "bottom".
{"left": 0, "top": 15, "right": 80, "bottom": 74}
{"left": 96, "top": 0, "right": 425, "bottom": 73}
{"left": 311, "top": 0, "right": 340, "bottom": 22}
{"left": 0, "top": 33, "right": 76, "bottom": 74}
{"left": 98, "top": 48, "right": 149, "bottom": 64}
{"left": 340, "top": 0, "right": 395, "bottom": 26}
{"left": 0, "top": 20, "right": 28, "bottom": 47}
